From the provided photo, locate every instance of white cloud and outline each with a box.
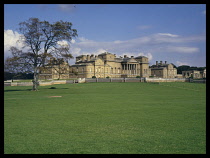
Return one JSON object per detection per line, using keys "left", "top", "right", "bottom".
{"left": 114, "top": 40, "right": 124, "bottom": 44}
{"left": 138, "top": 52, "right": 153, "bottom": 61}
{"left": 71, "top": 39, "right": 76, "bottom": 44}
{"left": 5, "top": 29, "right": 205, "bottom": 67}
{"left": 157, "top": 33, "right": 179, "bottom": 37}
{"left": 165, "top": 46, "right": 199, "bottom": 53}
{"left": 57, "top": 40, "right": 69, "bottom": 46}
{"left": 71, "top": 33, "right": 204, "bottom": 56}
{"left": 78, "top": 37, "right": 94, "bottom": 43}
{"left": 176, "top": 61, "right": 190, "bottom": 66}
{"left": 4, "top": 30, "right": 26, "bottom": 57}
{"left": 71, "top": 47, "right": 82, "bottom": 56}
{"left": 69, "top": 33, "right": 205, "bottom": 66}
{"left": 93, "top": 48, "right": 108, "bottom": 55}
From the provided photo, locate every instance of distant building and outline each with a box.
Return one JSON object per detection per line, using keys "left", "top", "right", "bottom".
{"left": 39, "top": 58, "right": 70, "bottom": 80}
{"left": 150, "top": 61, "right": 177, "bottom": 78}
{"left": 39, "top": 52, "right": 151, "bottom": 79}
{"left": 69, "top": 52, "right": 151, "bottom": 78}
{"left": 182, "top": 69, "right": 206, "bottom": 79}
{"left": 201, "top": 69, "right": 206, "bottom": 78}
{"left": 174, "top": 74, "right": 183, "bottom": 78}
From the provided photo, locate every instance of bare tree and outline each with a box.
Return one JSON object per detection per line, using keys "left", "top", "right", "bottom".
{"left": 7, "top": 18, "right": 77, "bottom": 90}
{"left": 46, "top": 57, "right": 71, "bottom": 80}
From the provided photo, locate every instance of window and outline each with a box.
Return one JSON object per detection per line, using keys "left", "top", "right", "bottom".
{"left": 90, "top": 68, "right": 92, "bottom": 72}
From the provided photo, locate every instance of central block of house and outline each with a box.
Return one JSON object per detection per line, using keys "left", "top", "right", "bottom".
{"left": 70, "top": 52, "right": 151, "bottom": 78}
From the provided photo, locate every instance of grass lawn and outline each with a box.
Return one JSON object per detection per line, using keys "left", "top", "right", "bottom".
{"left": 4, "top": 82, "right": 206, "bottom": 154}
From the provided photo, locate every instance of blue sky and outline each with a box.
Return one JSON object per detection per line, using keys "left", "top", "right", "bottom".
{"left": 4, "top": 4, "right": 206, "bottom": 67}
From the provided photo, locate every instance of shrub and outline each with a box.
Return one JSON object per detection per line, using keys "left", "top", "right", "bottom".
{"left": 136, "top": 76, "right": 140, "bottom": 78}
{"left": 106, "top": 76, "right": 110, "bottom": 78}
{"left": 92, "top": 76, "right": 96, "bottom": 78}
{"left": 49, "top": 87, "right": 56, "bottom": 89}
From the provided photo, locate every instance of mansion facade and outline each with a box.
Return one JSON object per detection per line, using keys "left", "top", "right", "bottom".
{"left": 39, "top": 52, "right": 151, "bottom": 79}
{"left": 39, "top": 52, "right": 180, "bottom": 80}
{"left": 69, "top": 52, "right": 150, "bottom": 78}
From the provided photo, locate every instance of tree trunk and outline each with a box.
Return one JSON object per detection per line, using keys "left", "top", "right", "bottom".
{"left": 32, "top": 67, "right": 39, "bottom": 91}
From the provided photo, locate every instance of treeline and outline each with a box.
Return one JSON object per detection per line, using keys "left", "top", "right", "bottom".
{"left": 176, "top": 65, "right": 206, "bottom": 74}
{"left": 4, "top": 72, "right": 33, "bottom": 81}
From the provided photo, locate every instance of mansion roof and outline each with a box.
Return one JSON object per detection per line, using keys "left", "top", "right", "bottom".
{"left": 73, "top": 52, "right": 149, "bottom": 66}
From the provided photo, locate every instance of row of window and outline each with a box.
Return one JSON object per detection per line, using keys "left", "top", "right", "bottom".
{"left": 72, "top": 67, "right": 150, "bottom": 74}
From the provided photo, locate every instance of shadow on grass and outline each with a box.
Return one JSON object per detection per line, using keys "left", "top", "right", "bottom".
{"left": 4, "top": 89, "right": 32, "bottom": 92}
{"left": 4, "top": 87, "right": 69, "bottom": 92}
{"left": 48, "top": 87, "right": 69, "bottom": 89}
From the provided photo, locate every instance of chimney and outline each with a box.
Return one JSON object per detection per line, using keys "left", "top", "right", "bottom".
{"left": 124, "top": 55, "right": 127, "bottom": 58}
{"left": 165, "top": 61, "right": 167, "bottom": 64}
{"left": 90, "top": 54, "right": 94, "bottom": 59}
{"left": 82, "top": 55, "right": 86, "bottom": 62}
{"left": 156, "top": 61, "right": 158, "bottom": 66}
{"left": 87, "top": 55, "right": 90, "bottom": 61}
{"left": 160, "top": 61, "right": 163, "bottom": 65}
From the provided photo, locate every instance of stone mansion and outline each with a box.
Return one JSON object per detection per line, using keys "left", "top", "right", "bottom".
{"left": 39, "top": 52, "right": 178, "bottom": 79}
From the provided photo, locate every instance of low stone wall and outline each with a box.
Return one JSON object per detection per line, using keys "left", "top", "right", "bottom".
{"left": 66, "top": 80, "right": 75, "bottom": 84}
{"left": 4, "top": 82, "right": 11, "bottom": 86}
{"left": 5, "top": 77, "right": 192, "bottom": 87}
{"left": 11, "top": 82, "right": 33, "bottom": 86}
{"left": 98, "top": 78, "right": 111, "bottom": 82}
{"left": 39, "top": 82, "right": 53, "bottom": 86}
{"left": 50, "top": 80, "right": 67, "bottom": 85}
{"left": 85, "top": 78, "right": 98, "bottom": 83}
{"left": 85, "top": 78, "right": 145, "bottom": 83}
{"left": 125, "top": 78, "right": 145, "bottom": 82}
{"left": 145, "top": 78, "right": 189, "bottom": 82}
{"left": 75, "top": 78, "right": 189, "bottom": 83}
{"left": 191, "top": 79, "right": 206, "bottom": 83}
{"left": 9, "top": 80, "right": 67, "bottom": 86}
{"left": 78, "top": 78, "right": 86, "bottom": 83}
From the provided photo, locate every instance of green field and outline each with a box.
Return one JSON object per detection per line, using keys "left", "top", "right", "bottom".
{"left": 4, "top": 82, "right": 206, "bottom": 154}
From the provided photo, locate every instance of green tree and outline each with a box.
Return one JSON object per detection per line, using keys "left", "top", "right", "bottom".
{"left": 4, "top": 56, "right": 28, "bottom": 82}
{"left": 7, "top": 18, "right": 77, "bottom": 90}
{"left": 177, "top": 65, "right": 190, "bottom": 74}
